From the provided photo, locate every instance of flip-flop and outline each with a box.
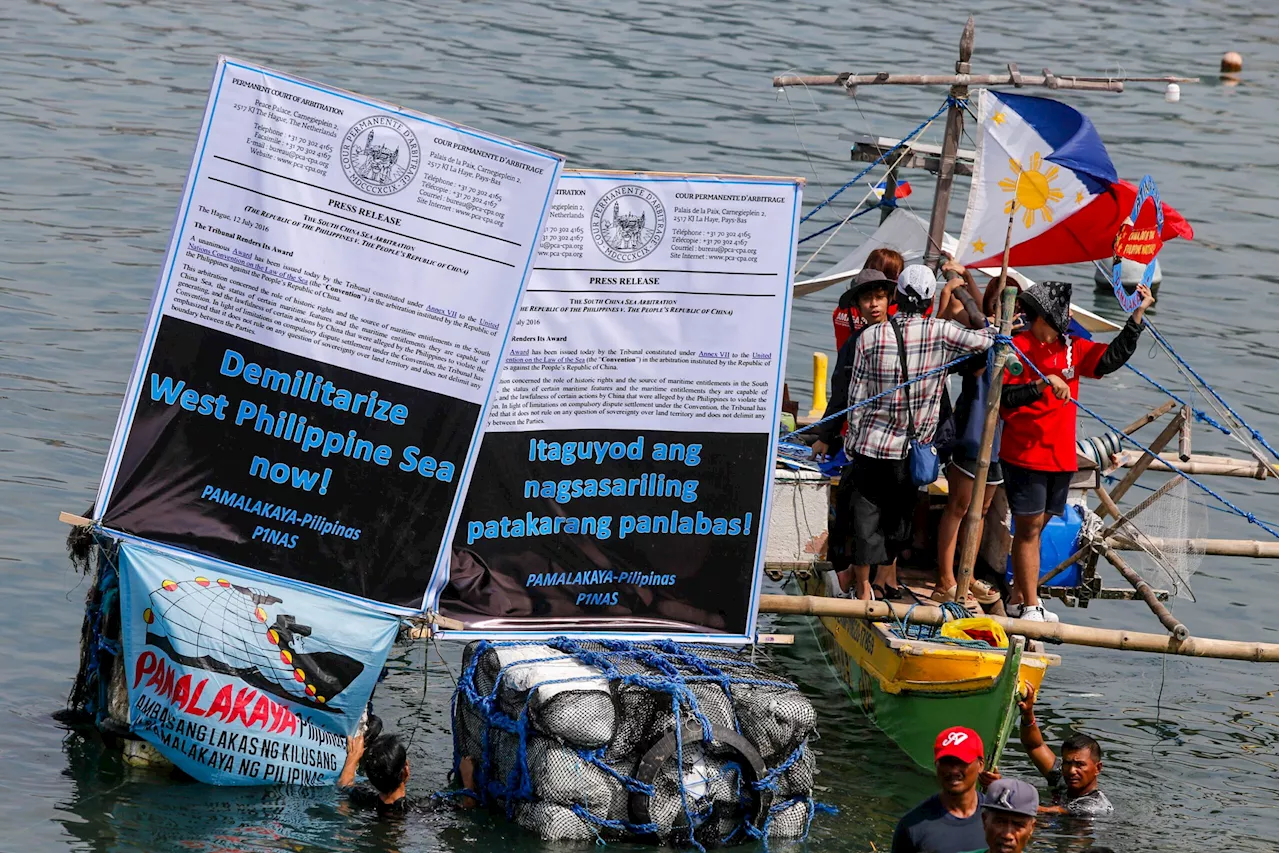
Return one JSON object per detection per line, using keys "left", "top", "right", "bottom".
{"left": 872, "top": 584, "right": 903, "bottom": 601}
{"left": 969, "top": 579, "right": 1001, "bottom": 605}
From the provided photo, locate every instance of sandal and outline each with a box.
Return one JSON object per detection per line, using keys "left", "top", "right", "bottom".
{"left": 872, "top": 584, "right": 903, "bottom": 601}
{"left": 969, "top": 579, "right": 1001, "bottom": 605}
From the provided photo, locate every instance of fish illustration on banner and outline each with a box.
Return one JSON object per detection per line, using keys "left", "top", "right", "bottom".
{"left": 955, "top": 89, "right": 1192, "bottom": 268}
{"left": 118, "top": 541, "right": 398, "bottom": 785}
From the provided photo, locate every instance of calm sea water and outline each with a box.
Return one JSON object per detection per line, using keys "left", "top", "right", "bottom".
{"left": 0, "top": 1, "right": 1275, "bottom": 851}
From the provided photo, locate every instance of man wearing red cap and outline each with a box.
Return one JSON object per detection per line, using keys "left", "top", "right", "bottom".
{"left": 891, "top": 726, "right": 989, "bottom": 853}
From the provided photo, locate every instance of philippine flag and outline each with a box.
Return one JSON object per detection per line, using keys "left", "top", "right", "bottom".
{"left": 955, "top": 89, "right": 1192, "bottom": 267}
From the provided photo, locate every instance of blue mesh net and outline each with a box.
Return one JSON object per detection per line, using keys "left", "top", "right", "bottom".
{"left": 451, "top": 637, "right": 835, "bottom": 849}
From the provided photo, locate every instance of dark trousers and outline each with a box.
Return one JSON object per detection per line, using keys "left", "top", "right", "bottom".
{"left": 846, "top": 453, "right": 916, "bottom": 567}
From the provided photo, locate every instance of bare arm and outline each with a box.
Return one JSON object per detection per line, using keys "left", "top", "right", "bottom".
{"left": 1018, "top": 685, "right": 1058, "bottom": 776}
{"left": 339, "top": 733, "right": 365, "bottom": 788}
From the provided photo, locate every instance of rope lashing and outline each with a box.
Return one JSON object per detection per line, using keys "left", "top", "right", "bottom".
{"left": 997, "top": 334, "right": 1280, "bottom": 539}
{"left": 1142, "top": 320, "right": 1279, "bottom": 459}
{"left": 1124, "top": 363, "right": 1231, "bottom": 435}
{"left": 798, "top": 98, "right": 954, "bottom": 226}
{"left": 780, "top": 350, "right": 977, "bottom": 443}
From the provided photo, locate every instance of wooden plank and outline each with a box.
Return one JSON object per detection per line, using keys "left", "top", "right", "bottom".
{"left": 59, "top": 512, "right": 92, "bottom": 526}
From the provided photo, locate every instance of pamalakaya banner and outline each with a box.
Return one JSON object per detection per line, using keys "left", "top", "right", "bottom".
{"left": 93, "top": 58, "right": 563, "bottom": 608}
{"left": 117, "top": 541, "right": 399, "bottom": 785}
{"left": 435, "top": 171, "right": 802, "bottom": 641}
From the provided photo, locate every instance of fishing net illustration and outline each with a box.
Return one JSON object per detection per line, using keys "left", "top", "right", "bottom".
{"left": 143, "top": 576, "right": 364, "bottom": 710}
{"left": 453, "top": 638, "right": 829, "bottom": 847}
{"left": 1111, "top": 476, "right": 1208, "bottom": 601}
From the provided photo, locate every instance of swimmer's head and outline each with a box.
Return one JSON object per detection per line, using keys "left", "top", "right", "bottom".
{"left": 365, "top": 734, "right": 409, "bottom": 796}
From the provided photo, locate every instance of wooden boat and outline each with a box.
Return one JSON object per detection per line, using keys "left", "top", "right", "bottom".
{"left": 763, "top": 18, "right": 1276, "bottom": 771}
{"left": 795, "top": 567, "right": 1057, "bottom": 770}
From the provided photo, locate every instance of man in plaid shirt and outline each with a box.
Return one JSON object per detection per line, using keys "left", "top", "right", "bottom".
{"left": 839, "top": 265, "right": 996, "bottom": 600}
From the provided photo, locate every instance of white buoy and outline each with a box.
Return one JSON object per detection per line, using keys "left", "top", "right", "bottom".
{"left": 1165, "top": 83, "right": 1181, "bottom": 103}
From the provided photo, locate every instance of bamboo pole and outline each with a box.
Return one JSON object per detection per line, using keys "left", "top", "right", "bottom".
{"left": 757, "top": 595, "right": 1278, "bottom": 662}
{"left": 1115, "top": 451, "right": 1277, "bottom": 480}
{"left": 1106, "top": 535, "right": 1279, "bottom": 559}
{"left": 1105, "top": 411, "right": 1186, "bottom": 507}
{"left": 1119, "top": 400, "right": 1177, "bottom": 435}
{"left": 772, "top": 74, "right": 1139, "bottom": 91}
{"left": 1100, "top": 547, "right": 1188, "bottom": 640}
{"left": 923, "top": 17, "right": 974, "bottom": 268}
{"left": 955, "top": 241, "right": 1019, "bottom": 601}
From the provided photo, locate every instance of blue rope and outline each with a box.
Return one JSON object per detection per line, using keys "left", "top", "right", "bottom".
{"left": 1000, "top": 334, "right": 1279, "bottom": 538}
{"left": 781, "top": 349, "right": 978, "bottom": 443}
{"left": 451, "top": 637, "right": 829, "bottom": 849}
{"left": 1142, "top": 320, "right": 1279, "bottom": 459}
{"left": 797, "top": 202, "right": 877, "bottom": 244}
{"left": 799, "top": 98, "right": 954, "bottom": 225}
{"left": 1124, "top": 363, "right": 1231, "bottom": 435}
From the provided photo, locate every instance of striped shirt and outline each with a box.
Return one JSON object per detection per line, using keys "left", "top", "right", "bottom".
{"left": 845, "top": 315, "right": 995, "bottom": 460}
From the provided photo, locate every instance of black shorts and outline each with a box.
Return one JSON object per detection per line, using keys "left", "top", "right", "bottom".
{"left": 950, "top": 454, "right": 1004, "bottom": 485}
{"left": 1004, "top": 461, "right": 1072, "bottom": 518}
{"left": 846, "top": 453, "right": 916, "bottom": 566}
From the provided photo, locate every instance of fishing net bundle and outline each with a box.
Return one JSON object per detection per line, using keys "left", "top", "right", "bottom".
{"left": 452, "top": 638, "right": 828, "bottom": 847}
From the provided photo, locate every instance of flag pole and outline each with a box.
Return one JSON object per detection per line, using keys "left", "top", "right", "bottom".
{"left": 923, "top": 16, "right": 974, "bottom": 270}
{"left": 955, "top": 204, "right": 1018, "bottom": 603}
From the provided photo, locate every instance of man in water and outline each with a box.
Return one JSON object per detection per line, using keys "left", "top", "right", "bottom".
{"left": 844, "top": 266, "right": 995, "bottom": 600}
{"left": 340, "top": 729, "right": 411, "bottom": 814}
{"left": 999, "top": 280, "right": 1153, "bottom": 621}
{"left": 1017, "top": 684, "right": 1114, "bottom": 816}
{"left": 980, "top": 778, "right": 1039, "bottom": 853}
{"left": 891, "top": 726, "right": 988, "bottom": 853}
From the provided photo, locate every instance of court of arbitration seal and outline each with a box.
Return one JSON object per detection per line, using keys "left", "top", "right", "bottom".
{"left": 590, "top": 185, "right": 667, "bottom": 263}
{"left": 339, "top": 115, "right": 421, "bottom": 196}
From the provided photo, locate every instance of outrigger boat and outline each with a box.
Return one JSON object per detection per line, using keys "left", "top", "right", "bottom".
{"left": 761, "top": 19, "right": 1277, "bottom": 771}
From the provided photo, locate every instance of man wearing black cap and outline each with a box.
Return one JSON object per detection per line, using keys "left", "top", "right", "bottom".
{"left": 980, "top": 778, "right": 1039, "bottom": 853}
{"left": 999, "top": 279, "right": 1153, "bottom": 621}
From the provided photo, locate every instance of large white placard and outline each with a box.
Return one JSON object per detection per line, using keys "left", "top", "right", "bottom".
{"left": 92, "top": 58, "right": 563, "bottom": 609}
{"left": 438, "top": 171, "right": 802, "bottom": 640}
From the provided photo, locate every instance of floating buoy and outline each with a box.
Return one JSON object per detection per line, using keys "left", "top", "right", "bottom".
{"left": 217, "top": 578, "right": 231, "bottom": 587}
{"left": 280, "top": 649, "right": 293, "bottom": 665}
{"left": 143, "top": 608, "right": 154, "bottom": 624}
{"left": 194, "top": 576, "right": 210, "bottom": 587}
{"left": 1164, "top": 83, "right": 1180, "bottom": 103}
{"left": 161, "top": 579, "right": 178, "bottom": 592}
{"left": 1220, "top": 51, "right": 1243, "bottom": 74}
{"left": 266, "top": 627, "right": 280, "bottom": 645}
{"left": 254, "top": 605, "right": 267, "bottom": 623}
{"left": 294, "top": 667, "right": 306, "bottom": 682}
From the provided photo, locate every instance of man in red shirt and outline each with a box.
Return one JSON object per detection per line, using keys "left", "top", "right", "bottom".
{"left": 999, "top": 280, "right": 1154, "bottom": 621}
{"left": 832, "top": 248, "right": 904, "bottom": 349}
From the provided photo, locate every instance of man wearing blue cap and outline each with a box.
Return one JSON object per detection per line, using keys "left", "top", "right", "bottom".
{"left": 980, "top": 778, "right": 1039, "bottom": 853}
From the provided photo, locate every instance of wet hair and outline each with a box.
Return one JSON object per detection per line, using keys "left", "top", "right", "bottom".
{"left": 864, "top": 247, "right": 905, "bottom": 281}
{"left": 1062, "top": 733, "right": 1103, "bottom": 762}
{"left": 364, "top": 734, "right": 408, "bottom": 795}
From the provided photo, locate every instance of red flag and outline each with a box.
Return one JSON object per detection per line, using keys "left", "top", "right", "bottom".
{"left": 965, "top": 179, "right": 1193, "bottom": 269}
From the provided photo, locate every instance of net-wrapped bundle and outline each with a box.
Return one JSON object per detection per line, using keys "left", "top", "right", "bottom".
{"left": 453, "top": 638, "right": 830, "bottom": 847}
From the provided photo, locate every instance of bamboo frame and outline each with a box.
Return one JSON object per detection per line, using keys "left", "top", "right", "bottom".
{"left": 757, "top": 595, "right": 1277, "bottom": 662}
{"left": 1100, "top": 547, "right": 1188, "bottom": 640}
